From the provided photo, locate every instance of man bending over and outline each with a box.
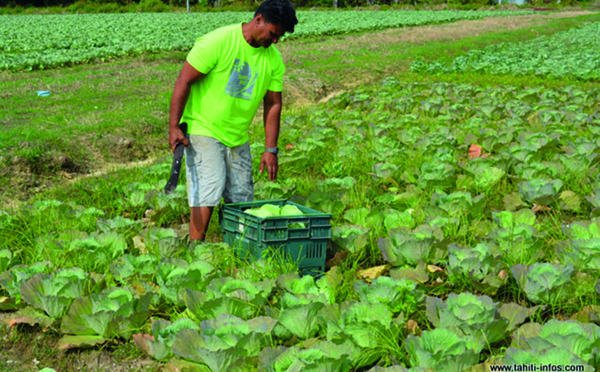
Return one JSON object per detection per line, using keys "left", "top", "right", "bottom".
{"left": 168, "top": 0, "right": 298, "bottom": 241}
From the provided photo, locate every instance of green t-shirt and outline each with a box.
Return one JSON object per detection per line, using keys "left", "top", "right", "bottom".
{"left": 182, "top": 23, "right": 285, "bottom": 147}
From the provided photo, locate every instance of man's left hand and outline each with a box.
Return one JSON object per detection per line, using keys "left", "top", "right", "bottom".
{"left": 260, "top": 152, "right": 278, "bottom": 181}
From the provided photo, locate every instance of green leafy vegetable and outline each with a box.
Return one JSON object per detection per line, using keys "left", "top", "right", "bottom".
{"left": 518, "top": 179, "right": 563, "bottom": 206}
{"left": 511, "top": 263, "right": 574, "bottom": 304}
{"left": 506, "top": 319, "right": 600, "bottom": 368}
{"left": 426, "top": 293, "right": 509, "bottom": 351}
{"left": 354, "top": 276, "right": 424, "bottom": 316}
{"left": 405, "top": 328, "right": 480, "bottom": 372}
{"left": 60, "top": 287, "right": 155, "bottom": 344}
{"left": 20, "top": 268, "right": 89, "bottom": 319}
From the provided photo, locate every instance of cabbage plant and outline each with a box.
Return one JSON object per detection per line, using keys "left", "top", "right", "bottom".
{"left": 253, "top": 179, "right": 297, "bottom": 200}
{"left": 184, "top": 278, "right": 274, "bottom": 320}
{"left": 418, "top": 161, "right": 456, "bottom": 190}
{"left": 514, "top": 161, "right": 561, "bottom": 180}
{"left": 460, "top": 159, "right": 505, "bottom": 191}
{"left": 510, "top": 263, "right": 574, "bottom": 304}
{"left": 277, "top": 273, "right": 336, "bottom": 306}
{"left": 426, "top": 293, "right": 509, "bottom": 351}
{"left": 431, "top": 191, "right": 483, "bottom": 216}
{"left": 20, "top": 268, "right": 90, "bottom": 320}
{"left": 134, "top": 318, "right": 200, "bottom": 361}
{"left": 157, "top": 258, "right": 216, "bottom": 305}
{"left": 354, "top": 276, "right": 424, "bottom": 316}
{"left": 343, "top": 206, "right": 414, "bottom": 233}
{"left": 60, "top": 287, "right": 156, "bottom": 348}
{"left": 259, "top": 343, "right": 355, "bottom": 372}
{"left": 333, "top": 225, "right": 370, "bottom": 254}
{"left": 140, "top": 227, "right": 182, "bottom": 258}
{"left": 405, "top": 328, "right": 479, "bottom": 372}
{"left": 320, "top": 301, "right": 404, "bottom": 367}
{"left": 379, "top": 225, "right": 444, "bottom": 266}
{"left": 331, "top": 303, "right": 402, "bottom": 349}
{"left": 557, "top": 218, "right": 600, "bottom": 272}
{"left": 0, "top": 262, "right": 50, "bottom": 301}
{"left": 506, "top": 319, "right": 600, "bottom": 368}
{"left": 109, "top": 254, "right": 159, "bottom": 283}
{"left": 518, "top": 179, "right": 563, "bottom": 206}
{"left": 96, "top": 215, "right": 142, "bottom": 236}
{"left": 171, "top": 314, "right": 277, "bottom": 372}
{"left": 447, "top": 243, "right": 506, "bottom": 294}
{"left": 489, "top": 210, "right": 543, "bottom": 266}
{"left": 278, "top": 302, "right": 326, "bottom": 340}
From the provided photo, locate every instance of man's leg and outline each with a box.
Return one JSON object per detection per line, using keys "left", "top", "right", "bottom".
{"left": 185, "top": 135, "right": 227, "bottom": 242}
{"left": 190, "top": 206, "right": 214, "bottom": 241}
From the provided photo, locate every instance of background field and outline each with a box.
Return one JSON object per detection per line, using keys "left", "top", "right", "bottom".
{"left": 1, "top": 8, "right": 600, "bottom": 372}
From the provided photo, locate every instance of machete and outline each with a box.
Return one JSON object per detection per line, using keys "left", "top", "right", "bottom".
{"left": 164, "top": 122, "right": 188, "bottom": 195}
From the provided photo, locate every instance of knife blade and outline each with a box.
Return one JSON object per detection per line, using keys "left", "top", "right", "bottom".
{"left": 164, "top": 122, "right": 188, "bottom": 195}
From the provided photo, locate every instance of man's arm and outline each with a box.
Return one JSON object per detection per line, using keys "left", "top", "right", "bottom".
{"left": 260, "top": 90, "right": 282, "bottom": 181}
{"left": 169, "top": 61, "right": 206, "bottom": 152}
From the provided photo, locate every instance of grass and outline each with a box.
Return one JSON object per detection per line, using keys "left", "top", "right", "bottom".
{"left": 1, "top": 12, "right": 598, "bottom": 208}
{"left": 2, "top": 9, "right": 600, "bottom": 369}
{"left": 280, "top": 11, "right": 600, "bottom": 91}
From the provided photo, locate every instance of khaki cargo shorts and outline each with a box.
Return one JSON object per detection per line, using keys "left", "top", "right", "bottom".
{"left": 185, "top": 135, "right": 254, "bottom": 207}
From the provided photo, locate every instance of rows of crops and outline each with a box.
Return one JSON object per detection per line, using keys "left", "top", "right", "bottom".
{"left": 0, "top": 10, "right": 534, "bottom": 71}
{"left": 2, "top": 75, "right": 600, "bottom": 370}
{"left": 3, "top": 8, "right": 600, "bottom": 371}
{"left": 411, "top": 20, "right": 600, "bottom": 80}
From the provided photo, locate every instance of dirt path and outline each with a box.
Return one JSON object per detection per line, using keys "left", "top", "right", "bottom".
{"left": 280, "top": 11, "right": 595, "bottom": 104}
{"left": 343, "top": 11, "right": 594, "bottom": 45}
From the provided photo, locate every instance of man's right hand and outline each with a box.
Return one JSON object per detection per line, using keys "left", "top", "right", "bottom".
{"left": 169, "top": 125, "right": 189, "bottom": 152}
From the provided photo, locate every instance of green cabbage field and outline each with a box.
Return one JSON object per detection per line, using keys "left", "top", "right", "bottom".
{"left": 411, "top": 20, "right": 600, "bottom": 80}
{"left": 0, "top": 10, "right": 533, "bottom": 71}
{"left": 2, "top": 8, "right": 600, "bottom": 372}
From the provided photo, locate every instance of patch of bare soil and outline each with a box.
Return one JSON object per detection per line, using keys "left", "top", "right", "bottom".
{"left": 347, "top": 11, "right": 594, "bottom": 45}
{"left": 0, "top": 137, "right": 155, "bottom": 210}
{"left": 0, "top": 314, "right": 160, "bottom": 372}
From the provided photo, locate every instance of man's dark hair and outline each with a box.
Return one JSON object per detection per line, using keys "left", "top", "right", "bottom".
{"left": 255, "top": 0, "right": 298, "bottom": 34}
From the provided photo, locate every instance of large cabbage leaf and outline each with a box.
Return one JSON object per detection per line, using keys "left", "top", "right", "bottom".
{"left": 278, "top": 302, "right": 326, "bottom": 340}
